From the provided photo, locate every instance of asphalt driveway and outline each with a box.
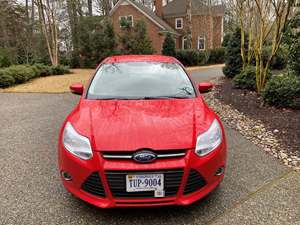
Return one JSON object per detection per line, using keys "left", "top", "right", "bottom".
{"left": 0, "top": 67, "right": 299, "bottom": 225}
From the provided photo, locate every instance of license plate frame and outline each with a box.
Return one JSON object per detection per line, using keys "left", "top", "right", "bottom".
{"left": 126, "top": 173, "right": 164, "bottom": 192}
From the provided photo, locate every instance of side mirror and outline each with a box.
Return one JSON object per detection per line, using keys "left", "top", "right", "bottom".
{"left": 198, "top": 82, "right": 213, "bottom": 93}
{"left": 70, "top": 83, "right": 84, "bottom": 95}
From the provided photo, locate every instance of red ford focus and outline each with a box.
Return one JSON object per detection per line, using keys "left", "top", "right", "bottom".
{"left": 58, "top": 55, "right": 227, "bottom": 208}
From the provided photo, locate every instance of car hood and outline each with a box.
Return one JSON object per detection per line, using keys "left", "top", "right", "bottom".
{"left": 69, "top": 98, "right": 215, "bottom": 151}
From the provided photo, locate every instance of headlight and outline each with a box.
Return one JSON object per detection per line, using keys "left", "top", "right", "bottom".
{"left": 63, "top": 122, "right": 93, "bottom": 160}
{"left": 195, "top": 119, "right": 222, "bottom": 157}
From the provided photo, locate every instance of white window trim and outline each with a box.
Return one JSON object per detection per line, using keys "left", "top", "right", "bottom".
{"left": 119, "top": 15, "right": 134, "bottom": 28}
{"left": 182, "top": 37, "right": 187, "bottom": 50}
{"left": 197, "top": 36, "right": 205, "bottom": 50}
{"left": 175, "top": 18, "right": 183, "bottom": 29}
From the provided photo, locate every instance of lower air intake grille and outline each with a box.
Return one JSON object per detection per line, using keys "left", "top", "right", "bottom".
{"left": 106, "top": 169, "right": 183, "bottom": 198}
{"left": 184, "top": 169, "right": 206, "bottom": 195}
{"left": 81, "top": 172, "right": 106, "bottom": 197}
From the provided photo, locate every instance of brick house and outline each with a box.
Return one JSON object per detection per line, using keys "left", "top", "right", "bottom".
{"left": 109, "top": 0, "right": 225, "bottom": 53}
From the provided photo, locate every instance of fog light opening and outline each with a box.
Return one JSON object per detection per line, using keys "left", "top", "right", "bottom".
{"left": 61, "top": 171, "right": 72, "bottom": 181}
{"left": 215, "top": 167, "right": 224, "bottom": 176}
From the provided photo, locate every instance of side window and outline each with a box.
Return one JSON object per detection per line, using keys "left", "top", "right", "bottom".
{"left": 119, "top": 15, "right": 133, "bottom": 28}
{"left": 198, "top": 36, "right": 205, "bottom": 50}
{"left": 175, "top": 18, "right": 183, "bottom": 29}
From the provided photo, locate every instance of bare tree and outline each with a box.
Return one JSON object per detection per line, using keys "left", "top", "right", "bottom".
{"left": 36, "top": 0, "right": 59, "bottom": 65}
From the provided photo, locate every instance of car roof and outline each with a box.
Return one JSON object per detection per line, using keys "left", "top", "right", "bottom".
{"left": 102, "top": 55, "right": 180, "bottom": 64}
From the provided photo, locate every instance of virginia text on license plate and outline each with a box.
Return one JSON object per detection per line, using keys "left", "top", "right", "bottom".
{"left": 126, "top": 174, "right": 164, "bottom": 192}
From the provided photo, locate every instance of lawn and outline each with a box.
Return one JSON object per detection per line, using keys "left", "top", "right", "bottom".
{"left": 0, "top": 65, "right": 222, "bottom": 93}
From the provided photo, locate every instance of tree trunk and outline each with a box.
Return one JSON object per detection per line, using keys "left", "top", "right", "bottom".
{"left": 88, "top": 0, "right": 93, "bottom": 16}
{"left": 186, "top": 0, "right": 192, "bottom": 49}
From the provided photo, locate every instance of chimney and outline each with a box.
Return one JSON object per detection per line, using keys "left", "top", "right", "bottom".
{"left": 155, "top": 0, "right": 163, "bottom": 17}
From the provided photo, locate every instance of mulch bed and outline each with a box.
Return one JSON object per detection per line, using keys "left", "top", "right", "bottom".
{"left": 214, "top": 78, "right": 300, "bottom": 156}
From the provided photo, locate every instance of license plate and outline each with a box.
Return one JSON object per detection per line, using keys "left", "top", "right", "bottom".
{"left": 126, "top": 174, "right": 164, "bottom": 192}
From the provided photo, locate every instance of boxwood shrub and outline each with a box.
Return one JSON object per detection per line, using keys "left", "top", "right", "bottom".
{"left": 262, "top": 74, "right": 300, "bottom": 109}
{"left": 207, "top": 48, "right": 225, "bottom": 64}
{"left": 0, "top": 70, "right": 15, "bottom": 88}
{"left": 233, "top": 66, "right": 257, "bottom": 90}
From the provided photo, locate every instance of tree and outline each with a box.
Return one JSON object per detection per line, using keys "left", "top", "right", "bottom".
{"left": 186, "top": 0, "right": 192, "bottom": 48}
{"left": 162, "top": 33, "right": 176, "bottom": 56}
{"left": 119, "top": 20, "right": 154, "bottom": 54}
{"left": 223, "top": 27, "right": 243, "bottom": 78}
{"left": 36, "top": 0, "right": 59, "bottom": 65}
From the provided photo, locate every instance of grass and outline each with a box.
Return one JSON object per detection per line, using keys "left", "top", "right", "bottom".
{"left": 0, "top": 64, "right": 224, "bottom": 93}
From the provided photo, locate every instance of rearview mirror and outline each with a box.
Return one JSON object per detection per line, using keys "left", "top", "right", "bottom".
{"left": 198, "top": 82, "right": 213, "bottom": 93}
{"left": 70, "top": 83, "right": 84, "bottom": 95}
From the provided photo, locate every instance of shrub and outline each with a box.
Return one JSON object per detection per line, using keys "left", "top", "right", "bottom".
{"left": 32, "top": 64, "right": 52, "bottom": 77}
{"left": 262, "top": 74, "right": 300, "bottom": 109}
{"left": 233, "top": 65, "right": 257, "bottom": 90}
{"left": 223, "top": 28, "right": 243, "bottom": 78}
{"left": 162, "top": 33, "right": 176, "bottom": 56}
{"left": 0, "top": 64, "right": 70, "bottom": 88}
{"left": 4, "top": 65, "right": 35, "bottom": 83}
{"left": 175, "top": 50, "right": 205, "bottom": 66}
{"left": 208, "top": 48, "right": 225, "bottom": 64}
{"left": 262, "top": 45, "right": 288, "bottom": 70}
{"left": 0, "top": 72, "right": 15, "bottom": 88}
{"left": 50, "top": 65, "right": 70, "bottom": 75}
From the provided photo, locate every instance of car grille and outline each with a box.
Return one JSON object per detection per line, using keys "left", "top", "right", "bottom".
{"left": 106, "top": 169, "right": 184, "bottom": 198}
{"left": 184, "top": 169, "right": 206, "bottom": 195}
{"left": 81, "top": 172, "right": 106, "bottom": 197}
{"left": 102, "top": 149, "right": 186, "bottom": 160}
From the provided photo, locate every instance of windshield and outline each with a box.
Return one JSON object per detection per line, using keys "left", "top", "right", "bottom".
{"left": 87, "top": 62, "right": 196, "bottom": 99}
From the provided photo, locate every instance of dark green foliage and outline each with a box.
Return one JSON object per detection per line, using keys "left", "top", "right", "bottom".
{"left": 162, "top": 33, "right": 176, "bottom": 56}
{"left": 73, "top": 17, "right": 117, "bottom": 68}
{"left": 207, "top": 48, "right": 225, "bottom": 64}
{"left": 3, "top": 65, "right": 35, "bottom": 83}
{"left": 262, "top": 45, "right": 288, "bottom": 70}
{"left": 32, "top": 64, "right": 52, "bottom": 77}
{"left": 175, "top": 50, "right": 206, "bottom": 66}
{"left": 51, "top": 65, "right": 71, "bottom": 75}
{"left": 0, "top": 64, "right": 70, "bottom": 88}
{"left": 0, "top": 48, "right": 15, "bottom": 68}
{"left": 233, "top": 66, "right": 257, "bottom": 90}
{"left": 288, "top": 38, "right": 300, "bottom": 75}
{"left": 262, "top": 74, "right": 300, "bottom": 109}
{"left": 222, "top": 33, "right": 232, "bottom": 48}
{"left": 119, "top": 20, "right": 154, "bottom": 54}
{"left": 283, "top": 12, "right": 300, "bottom": 75}
{"left": 223, "top": 28, "right": 243, "bottom": 78}
{"left": 0, "top": 71, "right": 15, "bottom": 88}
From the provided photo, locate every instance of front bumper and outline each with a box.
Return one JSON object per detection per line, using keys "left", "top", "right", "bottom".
{"left": 58, "top": 142, "right": 226, "bottom": 208}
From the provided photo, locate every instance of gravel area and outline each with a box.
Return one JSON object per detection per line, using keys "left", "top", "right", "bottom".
{"left": 204, "top": 79, "right": 300, "bottom": 170}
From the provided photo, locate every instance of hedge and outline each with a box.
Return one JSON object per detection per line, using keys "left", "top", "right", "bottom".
{"left": 262, "top": 74, "right": 300, "bottom": 109}
{"left": 175, "top": 48, "right": 225, "bottom": 66}
{"left": 0, "top": 64, "right": 70, "bottom": 88}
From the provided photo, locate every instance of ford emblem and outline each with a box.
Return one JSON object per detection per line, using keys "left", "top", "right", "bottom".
{"left": 133, "top": 150, "right": 157, "bottom": 163}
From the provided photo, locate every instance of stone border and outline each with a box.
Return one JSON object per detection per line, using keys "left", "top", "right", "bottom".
{"left": 204, "top": 78, "right": 300, "bottom": 170}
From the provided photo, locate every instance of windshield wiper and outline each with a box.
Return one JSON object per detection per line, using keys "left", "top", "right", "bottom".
{"left": 143, "top": 96, "right": 191, "bottom": 99}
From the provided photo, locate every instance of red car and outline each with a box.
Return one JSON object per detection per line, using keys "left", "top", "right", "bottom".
{"left": 58, "top": 55, "right": 227, "bottom": 208}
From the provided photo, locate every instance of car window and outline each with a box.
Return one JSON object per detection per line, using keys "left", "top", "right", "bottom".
{"left": 87, "top": 62, "right": 195, "bottom": 99}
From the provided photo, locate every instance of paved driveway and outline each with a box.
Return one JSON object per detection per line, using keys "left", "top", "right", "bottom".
{"left": 0, "top": 67, "right": 299, "bottom": 225}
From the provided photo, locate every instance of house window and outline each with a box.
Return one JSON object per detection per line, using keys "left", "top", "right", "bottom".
{"left": 182, "top": 37, "right": 188, "bottom": 50}
{"left": 119, "top": 15, "right": 133, "bottom": 28}
{"left": 175, "top": 18, "right": 183, "bottom": 29}
{"left": 198, "top": 36, "right": 205, "bottom": 50}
